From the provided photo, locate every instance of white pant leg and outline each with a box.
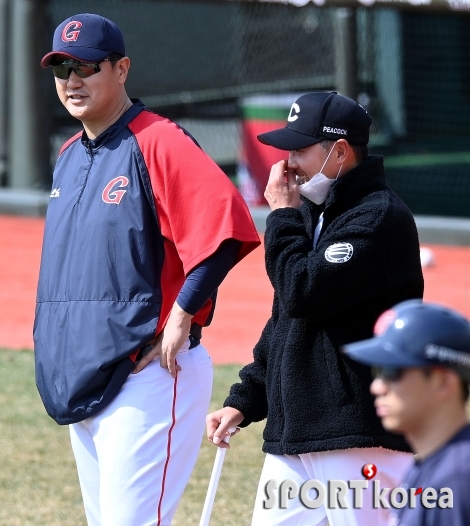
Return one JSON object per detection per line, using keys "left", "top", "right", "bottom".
{"left": 251, "top": 448, "right": 412, "bottom": 526}
{"left": 251, "top": 453, "right": 329, "bottom": 526}
{"left": 70, "top": 342, "right": 213, "bottom": 526}
{"left": 70, "top": 421, "right": 101, "bottom": 526}
{"left": 306, "top": 447, "right": 413, "bottom": 526}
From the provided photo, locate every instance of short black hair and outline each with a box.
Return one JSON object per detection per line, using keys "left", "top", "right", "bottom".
{"left": 351, "top": 144, "right": 369, "bottom": 164}
{"left": 320, "top": 140, "right": 368, "bottom": 164}
{"left": 108, "top": 53, "right": 124, "bottom": 67}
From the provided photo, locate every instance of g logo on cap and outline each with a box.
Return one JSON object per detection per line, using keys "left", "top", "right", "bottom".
{"left": 62, "top": 21, "right": 82, "bottom": 42}
{"left": 287, "top": 103, "right": 300, "bottom": 122}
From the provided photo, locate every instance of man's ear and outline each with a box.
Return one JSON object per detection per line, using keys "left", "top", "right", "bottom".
{"left": 118, "top": 57, "right": 131, "bottom": 84}
{"left": 432, "top": 368, "right": 461, "bottom": 401}
{"left": 335, "top": 139, "right": 350, "bottom": 164}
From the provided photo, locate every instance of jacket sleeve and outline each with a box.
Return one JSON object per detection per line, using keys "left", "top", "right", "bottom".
{"left": 130, "top": 113, "right": 260, "bottom": 274}
{"left": 223, "top": 301, "right": 277, "bottom": 427}
{"left": 264, "top": 205, "right": 418, "bottom": 321}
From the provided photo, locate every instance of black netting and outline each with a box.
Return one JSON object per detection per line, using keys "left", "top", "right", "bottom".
{"left": 42, "top": 1, "right": 470, "bottom": 217}
{"left": 46, "top": 0, "right": 336, "bottom": 107}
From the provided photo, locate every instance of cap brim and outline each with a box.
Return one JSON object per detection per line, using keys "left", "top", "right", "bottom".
{"left": 40, "top": 49, "right": 111, "bottom": 68}
{"left": 41, "top": 52, "right": 81, "bottom": 68}
{"left": 257, "top": 127, "right": 323, "bottom": 151}
{"left": 342, "top": 338, "right": 429, "bottom": 368}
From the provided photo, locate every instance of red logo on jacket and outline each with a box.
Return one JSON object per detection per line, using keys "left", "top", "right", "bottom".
{"left": 61, "top": 21, "right": 82, "bottom": 42}
{"left": 102, "top": 176, "right": 129, "bottom": 204}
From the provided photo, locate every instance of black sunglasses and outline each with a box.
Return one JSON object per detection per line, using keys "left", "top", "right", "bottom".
{"left": 371, "top": 366, "right": 406, "bottom": 382}
{"left": 51, "top": 55, "right": 122, "bottom": 80}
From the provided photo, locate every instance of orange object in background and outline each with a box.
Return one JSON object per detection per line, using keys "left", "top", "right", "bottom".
{"left": 1, "top": 214, "right": 470, "bottom": 365}
{"left": 0, "top": 215, "right": 44, "bottom": 350}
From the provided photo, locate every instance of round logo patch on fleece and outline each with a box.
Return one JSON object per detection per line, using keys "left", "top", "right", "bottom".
{"left": 325, "top": 243, "right": 354, "bottom": 264}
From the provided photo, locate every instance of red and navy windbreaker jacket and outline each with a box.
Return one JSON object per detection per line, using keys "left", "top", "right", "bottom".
{"left": 34, "top": 100, "right": 260, "bottom": 425}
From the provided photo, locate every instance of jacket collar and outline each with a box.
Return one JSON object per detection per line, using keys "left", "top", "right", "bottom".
{"left": 301, "top": 154, "right": 387, "bottom": 213}
{"left": 324, "top": 154, "right": 387, "bottom": 208}
{"left": 81, "top": 98, "right": 145, "bottom": 151}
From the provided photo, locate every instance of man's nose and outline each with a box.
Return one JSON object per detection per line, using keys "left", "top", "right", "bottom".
{"left": 288, "top": 151, "right": 298, "bottom": 167}
{"left": 370, "top": 377, "right": 388, "bottom": 396}
{"left": 66, "top": 69, "right": 84, "bottom": 87}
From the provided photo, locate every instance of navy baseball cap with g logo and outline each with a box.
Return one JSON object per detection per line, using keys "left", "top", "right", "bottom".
{"left": 40, "top": 13, "right": 125, "bottom": 67}
{"left": 257, "top": 92, "right": 372, "bottom": 151}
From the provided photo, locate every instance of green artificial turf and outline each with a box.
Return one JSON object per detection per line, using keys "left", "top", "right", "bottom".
{"left": 0, "top": 350, "right": 265, "bottom": 526}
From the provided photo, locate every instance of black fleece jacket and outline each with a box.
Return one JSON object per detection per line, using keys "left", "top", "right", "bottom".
{"left": 224, "top": 155, "right": 424, "bottom": 456}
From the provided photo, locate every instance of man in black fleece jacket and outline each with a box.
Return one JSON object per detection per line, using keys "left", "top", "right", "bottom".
{"left": 206, "top": 92, "right": 424, "bottom": 526}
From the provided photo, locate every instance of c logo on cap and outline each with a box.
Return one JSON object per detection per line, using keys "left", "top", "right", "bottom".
{"left": 62, "top": 21, "right": 82, "bottom": 42}
{"left": 287, "top": 103, "right": 300, "bottom": 122}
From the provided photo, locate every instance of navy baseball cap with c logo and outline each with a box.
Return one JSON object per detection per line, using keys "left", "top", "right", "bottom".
{"left": 257, "top": 92, "right": 372, "bottom": 151}
{"left": 41, "top": 13, "right": 125, "bottom": 67}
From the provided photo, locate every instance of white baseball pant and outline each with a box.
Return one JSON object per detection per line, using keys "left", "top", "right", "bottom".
{"left": 251, "top": 447, "right": 413, "bottom": 526}
{"left": 69, "top": 340, "right": 213, "bottom": 526}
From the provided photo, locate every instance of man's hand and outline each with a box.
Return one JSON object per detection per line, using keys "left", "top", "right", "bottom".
{"left": 206, "top": 407, "right": 244, "bottom": 449}
{"left": 133, "top": 333, "right": 163, "bottom": 374}
{"left": 264, "top": 159, "right": 300, "bottom": 211}
{"left": 160, "top": 302, "right": 193, "bottom": 377}
{"left": 133, "top": 302, "right": 192, "bottom": 376}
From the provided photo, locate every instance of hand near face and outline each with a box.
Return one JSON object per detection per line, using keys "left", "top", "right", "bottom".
{"left": 264, "top": 160, "right": 300, "bottom": 211}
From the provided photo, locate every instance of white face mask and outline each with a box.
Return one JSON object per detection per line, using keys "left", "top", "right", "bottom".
{"left": 298, "top": 142, "right": 343, "bottom": 205}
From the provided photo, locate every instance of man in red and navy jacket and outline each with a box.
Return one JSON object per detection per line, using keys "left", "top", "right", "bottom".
{"left": 35, "top": 13, "right": 259, "bottom": 526}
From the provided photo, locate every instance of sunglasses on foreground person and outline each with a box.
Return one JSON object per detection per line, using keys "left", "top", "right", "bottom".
{"left": 344, "top": 300, "right": 470, "bottom": 526}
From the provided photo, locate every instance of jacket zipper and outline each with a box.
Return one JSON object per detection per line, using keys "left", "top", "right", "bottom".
{"left": 75, "top": 144, "right": 95, "bottom": 205}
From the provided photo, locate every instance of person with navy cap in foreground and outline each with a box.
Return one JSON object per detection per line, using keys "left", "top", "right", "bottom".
{"left": 207, "top": 91, "right": 425, "bottom": 525}
{"left": 34, "top": 13, "right": 260, "bottom": 526}
{"left": 344, "top": 300, "right": 470, "bottom": 526}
